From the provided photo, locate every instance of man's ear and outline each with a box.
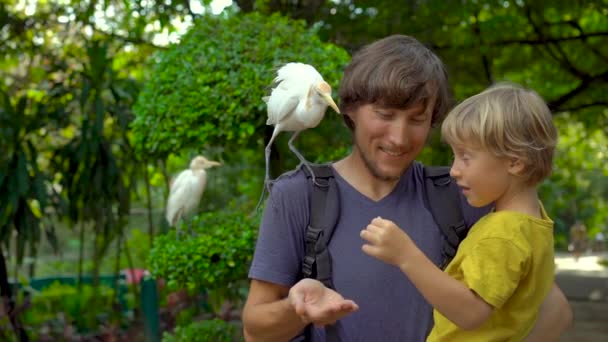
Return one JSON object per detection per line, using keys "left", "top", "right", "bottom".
{"left": 507, "top": 158, "right": 526, "bottom": 176}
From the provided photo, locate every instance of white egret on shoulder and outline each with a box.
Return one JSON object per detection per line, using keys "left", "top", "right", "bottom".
{"left": 258, "top": 63, "right": 340, "bottom": 209}
{"left": 165, "top": 155, "right": 221, "bottom": 236}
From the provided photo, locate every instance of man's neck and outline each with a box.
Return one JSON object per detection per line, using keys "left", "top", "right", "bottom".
{"left": 333, "top": 153, "right": 402, "bottom": 202}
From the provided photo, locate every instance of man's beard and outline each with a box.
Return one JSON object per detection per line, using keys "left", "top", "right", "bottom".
{"left": 354, "top": 141, "right": 404, "bottom": 182}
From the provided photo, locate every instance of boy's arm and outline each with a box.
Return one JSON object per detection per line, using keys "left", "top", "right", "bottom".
{"left": 361, "top": 218, "right": 494, "bottom": 329}
{"left": 395, "top": 245, "right": 494, "bottom": 329}
{"left": 524, "top": 283, "right": 573, "bottom": 342}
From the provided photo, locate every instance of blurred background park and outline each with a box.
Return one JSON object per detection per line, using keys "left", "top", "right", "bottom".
{"left": 1, "top": 0, "right": 607, "bottom": 341}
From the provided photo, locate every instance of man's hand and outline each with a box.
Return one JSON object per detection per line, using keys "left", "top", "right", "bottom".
{"left": 288, "top": 278, "right": 359, "bottom": 327}
{"left": 360, "top": 216, "right": 415, "bottom": 268}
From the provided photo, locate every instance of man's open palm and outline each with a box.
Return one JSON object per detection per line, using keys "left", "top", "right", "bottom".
{"left": 289, "top": 278, "right": 359, "bottom": 326}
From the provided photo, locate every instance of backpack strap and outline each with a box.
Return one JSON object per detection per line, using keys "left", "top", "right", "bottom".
{"left": 300, "top": 164, "right": 342, "bottom": 342}
{"left": 422, "top": 166, "right": 468, "bottom": 269}
{"left": 300, "top": 164, "right": 340, "bottom": 288}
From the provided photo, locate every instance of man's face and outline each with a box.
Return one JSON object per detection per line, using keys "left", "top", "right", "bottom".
{"left": 348, "top": 102, "right": 433, "bottom": 181}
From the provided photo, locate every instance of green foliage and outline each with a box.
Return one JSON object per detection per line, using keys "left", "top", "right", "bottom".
{"left": 0, "top": 90, "right": 54, "bottom": 263}
{"left": 162, "top": 319, "right": 242, "bottom": 342}
{"left": 540, "top": 113, "right": 608, "bottom": 248}
{"left": 148, "top": 208, "right": 259, "bottom": 293}
{"left": 124, "top": 228, "right": 153, "bottom": 268}
{"left": 22, "top": 282, "right": 124, "bottom": 336}
{"left": 131, "top": 11, "right": 350, "bottom": 160}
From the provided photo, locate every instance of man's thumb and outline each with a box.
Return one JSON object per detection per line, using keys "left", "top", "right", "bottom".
{"left": 290, "top": 289, "right": 306, "bottom": 315}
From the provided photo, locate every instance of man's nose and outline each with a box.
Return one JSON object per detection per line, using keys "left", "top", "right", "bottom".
{"left": 387, "top": 118, "right": 409, "bottom": 147}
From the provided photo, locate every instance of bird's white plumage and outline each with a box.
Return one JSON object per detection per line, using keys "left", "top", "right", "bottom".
{"left": 165, "top": 156, "right": 221, "bottom": 227}
{"left": 256, "top": 62, "right": 340, "bottom": 211}
{"left": 265, "top": 63, "right": 328, "bottom": 130}
{"left": 165, "top": 169, "right": 207, "bottom": 225}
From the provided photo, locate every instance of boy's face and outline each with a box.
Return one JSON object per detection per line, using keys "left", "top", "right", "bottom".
{"left": 449, "top": 144, "right": 515, "bottom": 208}
{"left": 348, "top": 102, "right": 432, "bottom": 181}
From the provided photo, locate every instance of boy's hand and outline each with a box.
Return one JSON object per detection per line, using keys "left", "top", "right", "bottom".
{"left": 360, "top": 217, "right": 415, "bottom": 268}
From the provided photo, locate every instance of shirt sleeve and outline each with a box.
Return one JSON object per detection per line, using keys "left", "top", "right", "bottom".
{"left": 460, "top": 238, "right": 531, "bottom": 309}
{"left": 248, "top": 172, "right": 309, "bottom": 287}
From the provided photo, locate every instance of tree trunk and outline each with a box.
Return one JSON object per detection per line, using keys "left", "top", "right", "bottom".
{"left": 77, "top": 222, "right": 85, "bottom": 291}
{"left": 0, "top": 246, "right": 29, "bottom": 342}
{"left": 113, "top": 231, "right": 123, "bottom": 305}
{"left": 234, "top": 0, "right": 255, "bottom": 12}
{"left": 143, "top": 162, "right": 155, "bottom": 246}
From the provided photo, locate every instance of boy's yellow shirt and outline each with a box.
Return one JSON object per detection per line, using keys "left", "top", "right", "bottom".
{"left": 427, "top": 204, "right": 554, "bottom": 342}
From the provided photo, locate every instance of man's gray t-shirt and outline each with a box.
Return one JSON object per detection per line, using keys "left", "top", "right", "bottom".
{"left": 249, "top": 162, "right": 487, "bottom": 342}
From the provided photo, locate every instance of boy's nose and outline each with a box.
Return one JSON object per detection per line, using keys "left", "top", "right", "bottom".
{"left": 449, "top": 163, "right": 460, "bottom": 179}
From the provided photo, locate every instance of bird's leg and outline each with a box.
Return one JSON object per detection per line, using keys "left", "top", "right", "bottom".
{"left": 255, "top": 129, "right": 281, "bottom": 213}
{"left": 288, "top": 131, "right": 318, "bottom": 186}
{"left": 174, "top": 208, "right": 184, "bottom": 240}
{"left": 188, "top": 219, "right": 195, "bottom": 238}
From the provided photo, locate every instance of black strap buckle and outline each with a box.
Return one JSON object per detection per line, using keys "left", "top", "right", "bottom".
{"left": 452, "top": 220, "right": 467, "bottom": 237}
{"left": 306, "top": 226, "right": 323, "bottom": 244}
{"left": 302, "top": 256, "right": 315, "bottom": 277}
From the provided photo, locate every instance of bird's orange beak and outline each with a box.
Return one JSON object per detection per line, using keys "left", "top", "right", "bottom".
{"left": 206, "top": 160, "right": 222, "bottom": 167}
{"left": 321, "top": 93, "right": 341, "bottom": 114}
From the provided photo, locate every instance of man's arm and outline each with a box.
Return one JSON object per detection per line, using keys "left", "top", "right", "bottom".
{"left": 242, "top": 278, "right": 359, "bottom": 342}
{"left": 242, "top": 279, "right": 307, "bottom": 342}
{"left": 524, "top": 283, "right": 573, "bottom": 342}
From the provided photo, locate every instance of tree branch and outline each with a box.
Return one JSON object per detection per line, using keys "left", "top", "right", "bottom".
{"left": 556, "top": 101, "right": 608, "bottom": 112}
{"left": 432, "top": 31, "right": 608, "bottom": 50}
{"left": 493, "top": 32, "right": 608, "bottom": 45}
{"left": 473, "top": 11, "right": 493, "bottom": 85}
{"left": 92, "top": 26, "right": 168, "bottom": 50}
{"left": 548, "top": 70, "right": 608, "bottom": 110}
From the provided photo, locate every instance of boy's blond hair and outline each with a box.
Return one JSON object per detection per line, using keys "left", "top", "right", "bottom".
{"left": 441, "top": 82, "right": 558, "bottom": 185}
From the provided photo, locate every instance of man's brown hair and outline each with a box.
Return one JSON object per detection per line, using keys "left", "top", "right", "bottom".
{"left": 339, "top": 35, "right": 451, "bottom": 129}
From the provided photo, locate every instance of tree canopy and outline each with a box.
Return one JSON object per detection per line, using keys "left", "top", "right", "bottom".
{"left": 131, "top": 11, "right": 350, "bottom": 160}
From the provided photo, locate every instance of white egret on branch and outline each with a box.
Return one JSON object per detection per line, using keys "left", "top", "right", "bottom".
{"left": 165, "top": 155, "right": 221, "bottom": 236}
{"left": 258, "top": 63, "right": 340, "bottom": 208}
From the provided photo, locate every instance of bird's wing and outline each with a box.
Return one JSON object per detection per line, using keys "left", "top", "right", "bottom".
{"left": 265, "top": 63, "right": 324, "bottom": 126}
{"left": 266, "top": 93, "right": 300, "bottom": 125}
{"left": 169, "top": 170, "right": 191, "bottom": 195}
{"left": 166, "top": 170, "right": 206, "bottom": 225}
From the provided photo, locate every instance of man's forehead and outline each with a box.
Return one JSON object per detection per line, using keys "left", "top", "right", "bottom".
{"left": 373, "top": 102, "right": 428, "bottom": 114}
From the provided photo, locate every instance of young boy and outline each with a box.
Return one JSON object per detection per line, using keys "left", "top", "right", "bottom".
{"left": 360, "top": 82, "right": 558, "bottom": 341}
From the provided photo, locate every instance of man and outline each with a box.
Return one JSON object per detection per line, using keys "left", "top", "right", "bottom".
{"left": 243, "top": 34, "right": 572, "bottom": 341}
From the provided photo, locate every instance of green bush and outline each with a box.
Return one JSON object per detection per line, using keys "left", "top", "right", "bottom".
{"left": 148, "top": 208, "right": 259, "bottom": 295}
{"left": 22, "top": 281, "right": 126, "bottom": 337}
{"left": 131, "top": 11, "right": 350, "bottom": 160}
{"left": 162, "top": 319, "right": 242, "bottom": 342}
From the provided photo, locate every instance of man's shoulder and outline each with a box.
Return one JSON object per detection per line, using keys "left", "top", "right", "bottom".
{"left": 416, "top": 161, "right": 493, "bottom": 227}
{"left": 267, "top": 164, "right": 324, "bottom": 202}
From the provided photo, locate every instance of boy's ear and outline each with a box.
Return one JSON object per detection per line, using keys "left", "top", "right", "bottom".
{"left": 507, "top": 158, "right": 526, "bottom": 176}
